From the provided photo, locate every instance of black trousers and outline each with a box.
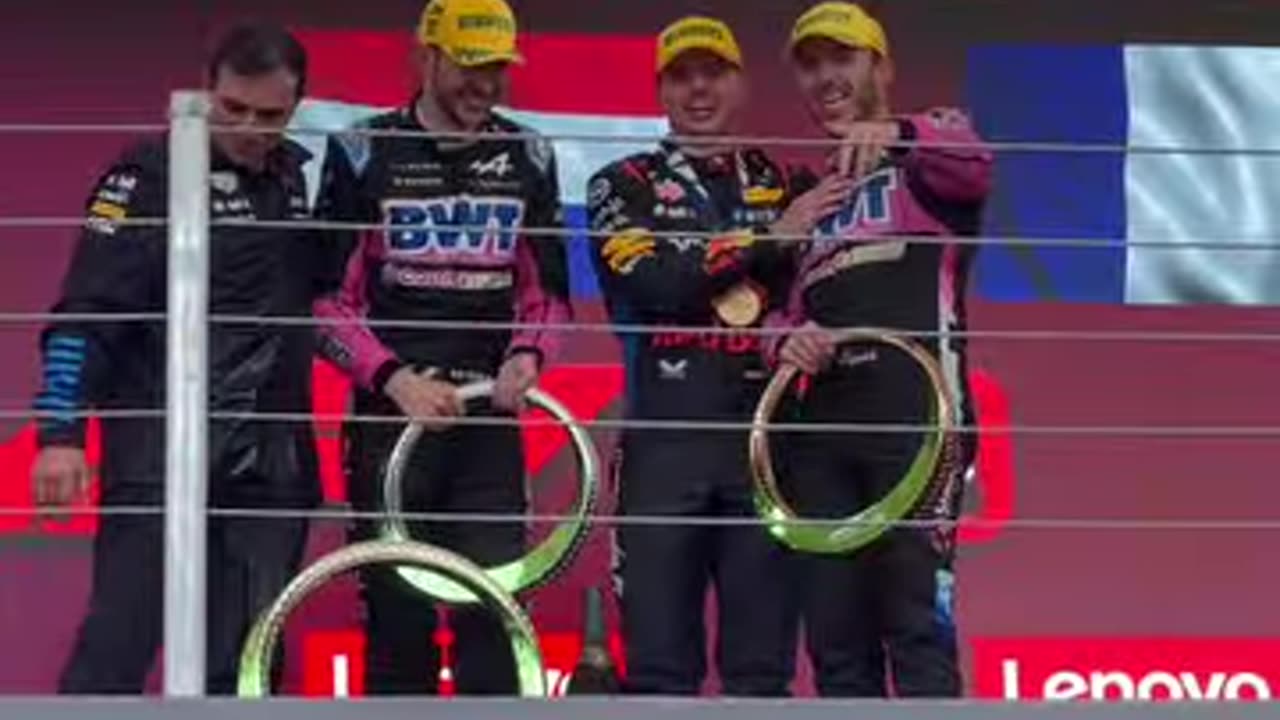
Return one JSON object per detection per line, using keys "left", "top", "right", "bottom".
{"left": 611, "top": 431, "right": 798, "bottom": 696}
{"left": 344, "top": 407, "right": 525, "bottom": 695}
{"left": 779, "top": 350, "right": 966, "bottom": 698}
{"left": 58, "top": 483, "right": 308, "bottom": 695}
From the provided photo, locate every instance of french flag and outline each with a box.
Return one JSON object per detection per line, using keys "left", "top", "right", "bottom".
{"left": 968, "top": 45, "right": 1280, "bottom": 306}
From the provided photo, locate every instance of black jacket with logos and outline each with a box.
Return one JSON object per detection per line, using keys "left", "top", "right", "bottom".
{"left": 33, "top": 138, "right": 345, "bottom": 506}
{"left": 587, "top": 142, "right": 814, "bottom": 428}
{"left": 312, "top": 103, "right": 572, "bottom": 410}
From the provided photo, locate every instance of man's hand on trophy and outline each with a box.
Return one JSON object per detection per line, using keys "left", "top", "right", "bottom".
{"left": 493, "top": 352, "right": 540, "bottom": 414}
{"left": 385, "top": 366, "right": 465, "bottom": 431}
{"left": 779, "top": 322, "right": 838, "bottom": 376}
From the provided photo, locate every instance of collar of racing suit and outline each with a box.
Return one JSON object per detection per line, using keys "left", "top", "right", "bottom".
{"left": 657, "top": 139, "right": 755, "bottom": 228}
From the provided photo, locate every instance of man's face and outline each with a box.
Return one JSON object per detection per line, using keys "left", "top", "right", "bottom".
{"left": 209, "top": 66, "right": 299, "bottom": 170}
{"left": 658, "top": 50, "right": 745, "bottom": 138}
{"left": 791, "top": 38, "right": 885, "bottom": 135}
{"left": 423, "top": 48, "right": 510, "bottom": 131}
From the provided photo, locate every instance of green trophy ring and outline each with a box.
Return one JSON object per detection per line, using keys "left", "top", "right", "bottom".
{"left": 381, "top": 380, "right": 601, "bottom": 604}
{"left": 749, "top": 329, "right": 956, "bottom": 555}
{"left": 237, "top": 539, "right": 546, "bottom": 697}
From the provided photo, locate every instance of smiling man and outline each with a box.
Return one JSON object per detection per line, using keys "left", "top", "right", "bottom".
{"left": 586, "top": 15, "right": 851, "bottom": 697}
{"left": 771, "top": 1, "right": 994, "bottom": 699}
{"left": 31, "top": 22, "right": 337, "bottom": 694}
{"left": 311, "top": 0, "right": 570, "bottom": 696}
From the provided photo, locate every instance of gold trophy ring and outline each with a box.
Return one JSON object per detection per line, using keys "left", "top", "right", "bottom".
{"left": 749, "top": 328, "right": 956, "bottom": 554}
{"left": 237, "top": 540, "right": 546, "bottom": 697}
{"left": 380, "top": 380, "right": 601, "bottom": 604}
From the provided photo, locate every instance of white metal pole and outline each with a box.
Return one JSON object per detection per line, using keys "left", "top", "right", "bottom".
{"left": 164, "top": 89, "right": 211, "bottom": 697}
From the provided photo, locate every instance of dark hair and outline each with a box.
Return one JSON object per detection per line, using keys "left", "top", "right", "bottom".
{"left": 207, "top": 22, "right": 308, "bottom": 98}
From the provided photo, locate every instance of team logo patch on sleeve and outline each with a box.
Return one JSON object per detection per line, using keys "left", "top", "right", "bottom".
{"left": 88, "top": 201, "right": 126, "bottom": 221}
{"left": 601, "top": 228, "right": 655, "bottom": 275}
{"left": 85, "top": 170, "right": 140, "bottom": 235}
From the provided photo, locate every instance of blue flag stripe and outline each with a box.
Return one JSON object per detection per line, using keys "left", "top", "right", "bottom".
{"left": 966, "top": 45, "right": 1129, "bottom": 303}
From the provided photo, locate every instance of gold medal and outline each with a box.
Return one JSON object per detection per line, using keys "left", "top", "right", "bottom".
{"left": 713, "top": 282, "right": 764, "bottom": 327}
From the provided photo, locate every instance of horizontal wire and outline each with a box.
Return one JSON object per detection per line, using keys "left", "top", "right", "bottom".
{"left": 240, "top": 123, "right": 1280, "bottom": 157}
{"left": 208, "top": 219, "right": 1280, "bottom": 252}
{"left": 3, "top": 311, "right": 1280, "bottom": 347}
{"left": 7, "top": 505, "right": 1280, "bottom": 531}
{"left": 9, "top": 214, "right": 1280, "bottom": 252}
{"left": 6, "top": 119, "right": 1280, "bottom": 158}
{"left": 206, "top": 317, "right": 1280, "bottom": 344}
{"left": 0, "top": 217, "right": 166, "bottom": 229}
{"left": 0, "top": 312, "right": 166, "bottom": 324}
{"left": 0, "top": 123, "right": 167, "bottom": 134}
{"left": 11, "top": 407, "right": 1280, "bottom": 437}
{"left": 9, "top": 409, "right": 163, "bottom": 420}
{"left": 210, "top": 413, "right": 1280, "bottom": 438}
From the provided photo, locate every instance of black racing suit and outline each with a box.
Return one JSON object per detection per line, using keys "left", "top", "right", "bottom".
{"left": 766, "top": 110, "right": 993, "bottom": 697}
{"left": 588, "top": 142, "right": 812, "bottom": 696}
{"left": 33, "top": 138, "right": 340, "bottom": 694}
{"left": 313, "top": 102, "right": 570, "bottom": 695}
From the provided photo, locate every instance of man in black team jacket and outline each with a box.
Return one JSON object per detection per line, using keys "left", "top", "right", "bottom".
{"left": 312, "top": 0, "right": 571, "bottom": 696}
{"left": 30, "top": 24, "right": 342, "bottom": 694}
{"left": 587, "top": 16, "right": 856, "bottom": 696}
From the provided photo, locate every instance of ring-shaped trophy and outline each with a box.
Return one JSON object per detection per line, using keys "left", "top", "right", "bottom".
{"left": 381, "top": 381, "right": 600, "bottom": 603}
{"left": 749, "top": 329, "right": 955, "bottom": 554}
{"left": 237, "top": 540, "right": 545, "bottom": 697}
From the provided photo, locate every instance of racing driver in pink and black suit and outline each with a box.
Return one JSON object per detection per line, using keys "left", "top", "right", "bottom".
{"left": 769, "top": 1, "right": 994, "bottom": 698}
{"left": 311, "top": 0, "right": 570, "bottom": 696}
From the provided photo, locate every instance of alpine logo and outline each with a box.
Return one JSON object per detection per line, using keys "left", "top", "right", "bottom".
{"left": 470, "top": 152, "right": 514, "bottom": 178}
{"left": 384, "top": 196, "right": 525, "bottom": 257}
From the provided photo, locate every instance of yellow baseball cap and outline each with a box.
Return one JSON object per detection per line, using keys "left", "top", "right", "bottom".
{"left": 656, "top": 16, "right": 743, "bottom": 73}
{"left": 417, "top": 0, "right": 524, "bottom": 67}
{"left": 789, "top": 2, "right": 889, "bottom": 58}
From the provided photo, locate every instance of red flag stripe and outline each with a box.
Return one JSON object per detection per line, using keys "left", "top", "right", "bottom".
{"left": 295, "top": 30, "right": 660, "bottom": 115}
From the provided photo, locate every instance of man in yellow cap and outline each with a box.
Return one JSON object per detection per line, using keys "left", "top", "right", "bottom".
{"left": 313, "top": 0, "right": 570, "bottom": 695}
{"left": 587, "top": 15, "right": 853, "bottom": 697}
{"left": 769, "top": 1, "right": 993, "bottom": 698}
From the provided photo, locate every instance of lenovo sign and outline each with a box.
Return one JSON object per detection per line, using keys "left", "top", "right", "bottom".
{"left": 971, "top": 638, "right": 1279, "bottom": 702}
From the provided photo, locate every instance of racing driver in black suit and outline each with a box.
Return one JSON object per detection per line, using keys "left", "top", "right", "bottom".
{"left": 587, "top": 15, "right": 855, "bottom": 697}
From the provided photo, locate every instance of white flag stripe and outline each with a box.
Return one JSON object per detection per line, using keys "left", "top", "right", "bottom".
{"left": 1125, "top": 46, "right": 1280, "bottom": 305}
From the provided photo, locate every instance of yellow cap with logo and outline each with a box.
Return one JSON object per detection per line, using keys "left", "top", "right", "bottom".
{"left": 656, "top": 16, "right": 743, "bottom": 73}
{"left": 790, "top": 2, "right": 889, "bottom": 58}
{"left": 417, "top": 0, "right": 524, "bottom": 67}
